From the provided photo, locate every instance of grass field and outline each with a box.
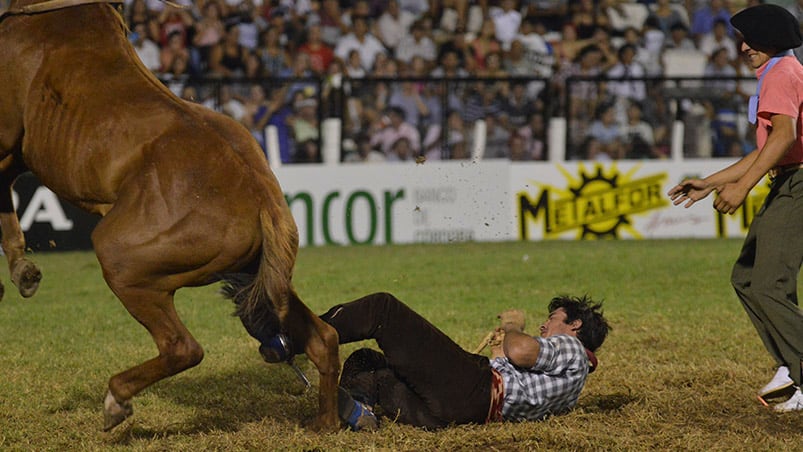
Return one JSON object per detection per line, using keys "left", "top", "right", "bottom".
{"left": 1, "top": 240, "right": 801, "bottom": 451}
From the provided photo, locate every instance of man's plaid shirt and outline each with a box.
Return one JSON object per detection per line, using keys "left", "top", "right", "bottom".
{"left": 489, "top": 334, "right": 589, "bottom": 421}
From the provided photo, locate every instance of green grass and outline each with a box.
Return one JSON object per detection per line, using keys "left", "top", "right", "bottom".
{"left": 1, "top": 240, "right": 801, "bottom": 451}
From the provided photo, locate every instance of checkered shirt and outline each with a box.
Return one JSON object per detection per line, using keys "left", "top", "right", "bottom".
{"left": 489, "top": 334, "right": 589, "bottom": 421}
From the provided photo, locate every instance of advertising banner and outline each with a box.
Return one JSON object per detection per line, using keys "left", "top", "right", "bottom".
{"left": 11, "top": 159, "right": 767, "bottom": 251}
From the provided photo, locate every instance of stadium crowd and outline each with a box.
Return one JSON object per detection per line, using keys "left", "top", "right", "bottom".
{"left": 108, "top": 1, "right": 803, "bottom": 162}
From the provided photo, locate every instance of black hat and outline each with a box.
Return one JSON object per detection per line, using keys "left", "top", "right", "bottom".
{"left": 730, "top": 4, "right": 802, "bottom": 51}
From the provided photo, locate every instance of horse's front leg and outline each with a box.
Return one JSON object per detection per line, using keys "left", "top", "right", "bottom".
{"left": 0, "top": 182, "right": 42, "bottom": 299}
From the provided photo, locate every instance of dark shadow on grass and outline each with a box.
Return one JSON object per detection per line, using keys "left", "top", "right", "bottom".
{"left": 580, "top": 392, "right": 641, "bottom": 413}
{"left": 53, "top": 358, "right": 320, "bottom": 444}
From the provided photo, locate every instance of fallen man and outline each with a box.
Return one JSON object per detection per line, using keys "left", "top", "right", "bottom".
{"left": 283, "top": 292, "right": 609, "bottom": 430}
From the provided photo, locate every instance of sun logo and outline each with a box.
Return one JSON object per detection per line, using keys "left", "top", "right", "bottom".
{"left": 518, "top": 163, "right": 669, "bottom": 240}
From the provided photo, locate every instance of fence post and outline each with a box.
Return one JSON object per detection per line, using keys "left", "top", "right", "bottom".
{"left": 322, "top": 117, "right": 341, "bottom": 165}
{"left": 265, "top": 125, "right": 281, "bottom": 170}
{"left": 548, "top": 117, "right": 566, "bottom": 163}
{"left": 471, "top": 119, "right": 486, "bottom": 160}
{"left": 670, "top": 120, "right": 684, "bottom": 162}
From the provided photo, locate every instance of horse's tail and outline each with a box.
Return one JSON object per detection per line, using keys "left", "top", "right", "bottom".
{"left": 221, "top": 207, "right": 300, "bottom": 339}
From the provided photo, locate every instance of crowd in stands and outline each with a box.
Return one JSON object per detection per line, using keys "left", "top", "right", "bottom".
{"left": 111, "top": 0, "right": 803, "bottom": 162}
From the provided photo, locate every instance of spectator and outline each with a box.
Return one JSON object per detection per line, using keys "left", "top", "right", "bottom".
{"left": 554, "top": 44, "right": 606, "bottom": 130}
{"left": 518, "top": 113, "right": 547, "bottom": 160}
{"left": 343, "top": 131, "right": 388, "bottom": 163}
{"left": 162, "top": 48, "right": 190, "bottom": 97}
{"left": 550, "top": 22, "right": 591, "bottom": 72}
{"left": 703, "top": 47, "right": 738, "bottom": 96}
{"left": 489, "top": 0, "right": 522, "bottom": 51}
{"left": 508, "top": 132, "right": 532, "bottom": 161}
{"left": 370, "top": 106, "right": 422, "bottom": 158}
{"left": 663, "top": 21, "right": 696, "bottom": 51}
{"left": 514, "top": 18, "right": 556, "bottom": 80}
{"left": 375, "top": 0, "right": 416, "bottom": 56}
{"left": 159, "top": 30, "right": 190, "bottom": 75}
{"left": 640, "top": 18, "right": 667, "bottom": 77}
{"left": 580, "top": 135, "right": 611, "bottom": 161}
{"left": 431, "top": 48, "right": 471, "bottom": 78}
{"left": 388, "top": 137, "right": 416, "bottom": 162}
{"left": 155, "top": 4, "right": 194, "bottom": 48}
{"left": 444, "top": 109, "right": 472, "bottom": 160}
{"left": 388, "top": 81, "right": 430, "bottom": 132}
{"left": 525, "top": 0, "right": 570, "bottom": 33}
{"left": 257, "top": 26, "right": 291, "bottom": 76}
{"left": 289, "top": 96, "right": 320, "bottom": 163}
{"left": 620, "top": 101, "right": 656, "bottom": 159}
{"left": 437, "top": 28, "right": 476, "bottom": 74}
{"left": 203, "top": 84, "right": 246, "bottom": 122}
{"left": 241, "top": 83, "right": 274, "bottom": 151}
{"left": 130, "top": 22, "right": 161, "bottom": 73}
{"left": 587, "top": 102, "right": 625, "bottom": 159}
{"left": 398, "top": 0, "right": 430, "bottom": 18}
{"left": 689, "top": 0, "right": 731, "bottom": 43}
{"left": 570, "top": 0, "right": 610, "bottom": 39}
{"left": 395, "top": 19, "right": 438, "bottom": 71}
{"left": 334, "top": 15, "right": 387, "bottom": 74}
{"left": 469, "top": 19, "right": 502, "bottom": 72}
{"left": 298, "top": 24, "right": 335, "bottom": 76}
{"left": 345, "top": 48, "right": 367, "bottom": 78}
{"left": 229, "top": 0, "right": 268, "bottom": 52}
{"left": 484, "top": 114, "right": 512, "bottom": 159}
{"left": 126, "top": 0, "right": 152, "bottom": 29}
{"left": 208, "top": 25, "right": 248, "bottom": 77}
{"left": 606, "top": 43, "right": 647, "bottom": 106}
{"left": 503, "top": 82, "right": 538, "bottom": 128}
{"left": 192, "top": 0, "right": 226, "bottom": 72}
{"left": 648, "top": 0, "right": 688, "bottom": 36}
{"left": 698, "top": 18, "right": 737, "bottom": 63}
{"left": 314, "top": 0, "right": 348, "bottom": 46}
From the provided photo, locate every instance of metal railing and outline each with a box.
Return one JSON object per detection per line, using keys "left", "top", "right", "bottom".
{"left": 162, "top": 74, "right": 757, "bottom": 164}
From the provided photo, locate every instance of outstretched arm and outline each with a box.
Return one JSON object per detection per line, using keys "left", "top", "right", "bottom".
{"left": 668, "top": 149, "right": 759, "bottom": 208}
{"left": 713, "top": 114, "right": 796, "bottom": 214}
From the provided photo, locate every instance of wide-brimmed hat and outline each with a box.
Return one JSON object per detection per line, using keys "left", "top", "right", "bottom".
{"left": 730, "top": 4, "right": 802, "bottom": 51}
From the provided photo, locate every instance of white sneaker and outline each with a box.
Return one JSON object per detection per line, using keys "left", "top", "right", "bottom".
{"left": 774, "top": 387, "right": 803, "bottom": 413}
{"left": 759, "top": 366, "right": 794, "bottom": 400}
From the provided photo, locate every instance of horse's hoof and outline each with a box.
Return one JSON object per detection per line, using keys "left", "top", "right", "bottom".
{"left": 103, "top": 390, "right": 133, "bottom": 431}
{"left": 0, "top": 281, "right": 5, "bottom": 302}
{"left": 12, "top": 259, "right": 42, "bottom": 298}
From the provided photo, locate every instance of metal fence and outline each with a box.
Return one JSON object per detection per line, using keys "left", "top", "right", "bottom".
{"left": 164, "top": 74, "right": 757, "bottom": 164}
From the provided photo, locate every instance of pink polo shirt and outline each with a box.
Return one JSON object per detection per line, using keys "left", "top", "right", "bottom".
{"left": 755, "top": 55, "right": 803, "bottom": 166}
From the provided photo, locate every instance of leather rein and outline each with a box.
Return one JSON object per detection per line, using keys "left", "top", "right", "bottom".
{"left": 0, "top": 0, "right": 124, "bottom": 20}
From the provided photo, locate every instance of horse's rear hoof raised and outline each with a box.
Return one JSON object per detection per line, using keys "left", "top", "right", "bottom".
{"left": 12, "top": 259, "right": 42, "bottom": 298}
{"left": 103, "top": 390, "right": 133, "bottom": 431}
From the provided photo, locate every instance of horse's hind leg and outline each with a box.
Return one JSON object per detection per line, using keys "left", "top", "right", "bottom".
{"left": 0, "top": 176, "right": 42, "bottom": 299}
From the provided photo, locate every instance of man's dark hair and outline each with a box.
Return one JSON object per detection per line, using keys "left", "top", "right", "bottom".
{"left": 548, "top": 295, "right": 609, "bottom": 352}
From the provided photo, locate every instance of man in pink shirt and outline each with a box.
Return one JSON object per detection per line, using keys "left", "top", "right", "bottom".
{"left": 668, "top": 4, "right": 803, "bottom": 413}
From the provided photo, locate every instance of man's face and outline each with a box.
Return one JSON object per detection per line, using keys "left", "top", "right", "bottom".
{"left": 740, "top": 41, "right": 773, "bottom": 69}
{"left": 539, "top": 308, "right": 579, "bottom": 338}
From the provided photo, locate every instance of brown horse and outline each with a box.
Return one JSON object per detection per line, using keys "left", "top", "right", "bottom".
{"left": 0, "top": 0, "right": 340, "bottom": 431}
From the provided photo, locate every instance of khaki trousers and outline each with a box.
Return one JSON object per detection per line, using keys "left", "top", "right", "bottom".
{"left": 732, "top": 170, "right": 803, "bottom": 386}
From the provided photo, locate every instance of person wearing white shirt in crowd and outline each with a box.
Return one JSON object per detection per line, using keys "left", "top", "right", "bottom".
{"left": 334, "top": 15, "right": 388, "bottom": 75}
{"left": 130, "top": 22, "right": 161, "bottom": 73}
{"left": 395, "top": 19, "right": 437, "bottom": 69}
{"left": 698, "top": 18, "right": 737, "bottom": 63}
{"left": 490, "top": 0, "right": 523, "bottom": 51}
{"left": 376, "top": 0, "right": 417, "bottom": 56}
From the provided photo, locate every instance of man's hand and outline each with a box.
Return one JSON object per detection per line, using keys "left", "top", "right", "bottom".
{"left": 489, "top": 328, "right": 506, "bottom": 360}
{"left": 712, "top": 182, "right": 750, "bottom": 214}
{"left": 667, "top": 178, "right": 715, "bottom": 208}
